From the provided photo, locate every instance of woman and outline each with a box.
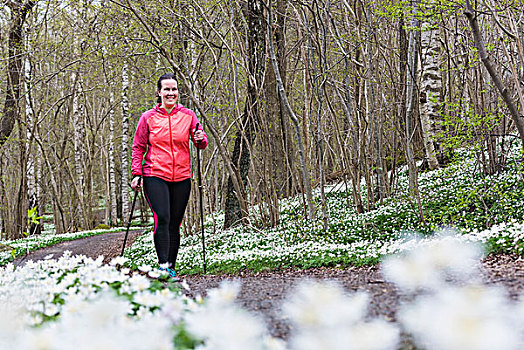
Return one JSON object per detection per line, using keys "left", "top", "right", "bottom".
{"left": 131, "top": 73, "right": 208, "bottom": 280}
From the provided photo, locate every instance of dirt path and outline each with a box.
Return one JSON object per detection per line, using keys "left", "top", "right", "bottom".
{"left": 13, "top": 229, "right": 145, "bottom": 266}
{"left": 12, "top": 231, "right": 524, "bottom": 340}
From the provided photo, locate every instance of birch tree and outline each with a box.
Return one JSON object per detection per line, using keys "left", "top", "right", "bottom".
{"left": 109, "top": 86, "right": 118, "bottom": 226}
{"left": 404, "top": 0, "right": 425, "bottom": 222}
{"left": 121, "top": 38, "right": 130, "bottom": 223}
{"left": 419, "top": 6, "right": 442, "bottom": 170}
{"left": 24, "top": 40, "right": 42, "bottom": 235}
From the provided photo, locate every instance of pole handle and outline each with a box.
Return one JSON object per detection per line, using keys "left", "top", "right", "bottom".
{"left": 195, "top": 122, "right": 202, "bottom": 145}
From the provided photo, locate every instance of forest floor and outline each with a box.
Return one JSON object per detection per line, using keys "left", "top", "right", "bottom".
{"left": 13, "top": 230, "right": 524, "bottom": 340}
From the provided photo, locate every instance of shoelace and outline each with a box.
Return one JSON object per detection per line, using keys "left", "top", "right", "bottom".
{"left": 158, "top": 266, "right": 178, "bottom": 279}
{"left": 165, "top": 268, "right": 177, "bottom": 278}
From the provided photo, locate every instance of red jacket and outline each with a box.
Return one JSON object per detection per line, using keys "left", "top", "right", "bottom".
{"left": 132, "top": 104, "right": 208, "bottom": 182}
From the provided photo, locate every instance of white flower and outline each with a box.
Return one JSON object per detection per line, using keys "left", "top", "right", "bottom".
{"left": 24, "top": 327, "right": 58, "bottom": 350}
{"left": 206, "top": 280, "right": 241, "bottom": 307}
{"left": 127, "top": 274, "right": 151, "bottom": 292}
{"left": 61, "top": 292, "right": 133, "bottom": 327}
{"left": 180, "top": 279, "right": 191, "bottom": 291}
{"left": 346, "top": 319, "right": 400, "bottom": 350}
{"left": 263, "top": 336, "right": 288, "bottom": 350}
{"left": 43, "top": 302, "right": 60, "bottom": 317}
{"left": 148, "top": 270, "right": 161, "bottom": 279}
{"left": 138, "top": 264, "right": 152, "bottom": 273}
{"left": 400, "top": 284, "right": 520, "bottom": 350}
{"left": 161, "top": 298, "right": 185, "bottom": 324}
{"left": 186, "top": 281, "right": 267, "bottom": 350}
{"left": 382, "top": 234, "right": 483, "bottom": 291}
{"left": 186, "top": 305, "right": 266, "bottom": 350}
{"left": 109, "top": 256, "right": 129, "bottom": 266}
{"left": 284, "top": 280, "right": 399, "bottom": 350}
{"left": 382, "top": 252, "right": 438, "bottom": 291}
{"left": 289, "top": 329, "right": 350, "bottom": 350}
{"left": 283, "top": 280, "right": 368, "bottom": 329}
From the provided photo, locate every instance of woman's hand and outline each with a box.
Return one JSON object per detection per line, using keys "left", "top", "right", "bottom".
{"left": 194, "top": 129, "right": 204, "bottom": 143}
{"left": 131, "top": 176, "right": 142, "bottom": 191}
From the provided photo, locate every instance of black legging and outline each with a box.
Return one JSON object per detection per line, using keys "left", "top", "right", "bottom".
{"left": 143, "top": 177, "right": 191, "bottom": 267}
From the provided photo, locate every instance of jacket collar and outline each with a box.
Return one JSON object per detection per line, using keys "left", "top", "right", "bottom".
{"left": 155, "top": 103, "right": 182, "bottom": 116}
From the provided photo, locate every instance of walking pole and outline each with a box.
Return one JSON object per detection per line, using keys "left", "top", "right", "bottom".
{"left": 121, "top": 177, "right": 141, "bottom": 256}
{"left": 195, "top": 123, "right": 207, "bottom": 273}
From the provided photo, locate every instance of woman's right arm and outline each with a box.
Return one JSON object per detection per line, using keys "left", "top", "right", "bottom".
{"left": 131, "top": 115, "right": 148, "bottom": 178}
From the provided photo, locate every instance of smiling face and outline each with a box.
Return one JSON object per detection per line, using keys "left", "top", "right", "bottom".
{"left": 158, "top": 79, "right": 179, "bottom": 110}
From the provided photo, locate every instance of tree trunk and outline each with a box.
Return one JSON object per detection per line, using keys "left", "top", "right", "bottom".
{"left": 306, "top": 1, "right": 328, "bottom": 230}
{"left": 0, "top": 1, "right": 37, "bottom": 147}
{"left": 71, "top": 71, "right": 87, "bottom": 229}
{"left": 223, "top": 0, "right": 265, "bottom": 229}
{"left": 121, "top": 56, "right": 130, "bottom": 223}
{"left": 334, "top": 0, "right": 364, "bottom": 213}
{"left": 405, "top": 7, "right": 419, "bottom": 196}
{"left": 109, "top": 87, "right": 118, "bottom": 226}
{"left": 24, "top": 47, "right": 41, "bottom": 235}
{"left": 268, "top": 4, "right": 315, "bottom": 220}
{"left": 365, "top": 6, "right": 387, "bottom": 203}
{"left": 419, "top": 14, "right": 442, "bottom": 170}
{"left": 264, "top": 0, "right": 290, "bottom": 208}
{"left": 0, "top": 1, "right": 37, "bottom": 239}
{"left": 405, "top": 1, "right": 425, "bottom": 223}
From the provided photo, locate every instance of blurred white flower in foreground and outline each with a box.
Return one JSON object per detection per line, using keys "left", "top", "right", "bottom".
{"left": 384, "top": 233, "right": 524, "bottom": 350}
{"left": 283, "top": 280, "right": 399, "bottom": 350}
{"left": 36, "top": 292, "right": 173, "bottom": 350}
{"left": 283, "top": 280, "right": 368, "bottom": 329}
{"left": 400, "top": 284, "right": 520, "bottom": 350}
{"left": 0, "top": 305, "right": 27, "bottom": 349}
{"left": 110, "top": 256, "right": 129, "bottom": 266}
{"left": 382, "top": 232, "right": 483, "bottom": 291}
{"left": 185, "top": 280, "right": 274, "bottom": 350}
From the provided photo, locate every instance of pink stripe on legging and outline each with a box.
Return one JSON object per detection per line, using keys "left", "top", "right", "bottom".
{"left": 143, "top": 191, "right": 159, "bottom": 235}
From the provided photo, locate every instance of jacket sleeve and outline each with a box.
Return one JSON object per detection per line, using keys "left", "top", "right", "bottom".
{"left": 190, "top": 111, "right": 209, "bottom": 150}
{"left": 131, "top": 114, "right": 149, "bottom": 176}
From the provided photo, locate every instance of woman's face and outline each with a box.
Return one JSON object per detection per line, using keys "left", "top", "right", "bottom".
{"left": 158, "top": 79, "right": 179, "bottom": 109}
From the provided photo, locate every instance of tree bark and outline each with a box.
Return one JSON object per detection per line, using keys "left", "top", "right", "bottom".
{"left": 0, "top": 1, "right": 37, "bottom": 147}
{"left": 419, "top": 12, "right": 442, "bottom": 170}
{"left": 365, "top": 6, "right": 387, "bottom": 203}
{"left": 109, "top": 87, "right": 118, "bottom": 226}
{"left": 263, "top": 0, "right": 290, "bottom": 206}
{"left": 71, "top": 70, "right": 87, "bottom": 229}
{"left": 268, "top": 2, "right": 315, "bottom": 220}
{"left": 24, "top": 46, "right": 41, "bottom": 235}
{"left": 223, "top": 0, "right": 265, "bottom": 229}
{"left": 0, "top": 1, "right": 37, "bottom": 238}
{"left": 405, "top": 6, "right": 419, "bottom": 196}
{"left": 405, "top": 0, "right": 425, "bottom": 223}
{"left": 121, "top": 54, "right": 130, "bottom": 224}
